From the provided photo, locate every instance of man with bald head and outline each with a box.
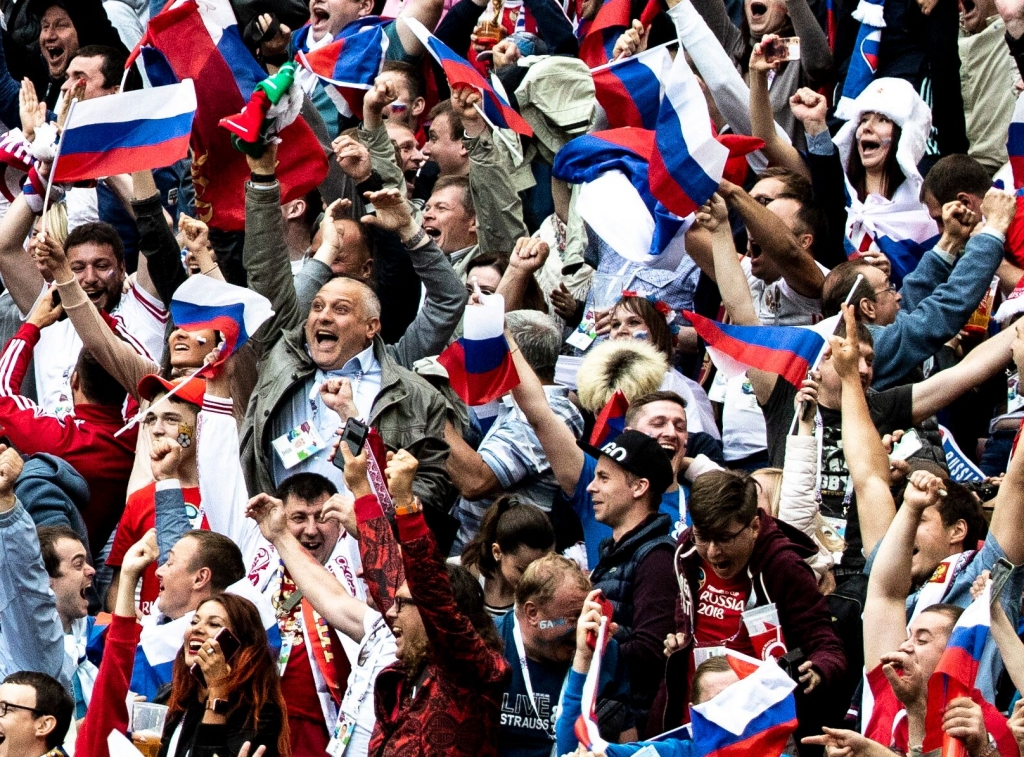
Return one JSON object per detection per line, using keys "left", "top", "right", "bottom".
{"left": 240, "top": 145, "right": 464, "bottom": 512}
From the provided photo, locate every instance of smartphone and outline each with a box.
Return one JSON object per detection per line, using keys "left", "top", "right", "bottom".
{"left": 50, "top": 288, "right": 68, "bottom": 322}
{"left": 332, "top": 417, "right": 370, "bottom": 472}
{"left": 890, "top": 428, "right": 923, "bottom": 461}
{"left": 190, "top": 627, "right": 241, "bottom": 687}
{"left": 989, "top": 558, "right": 1014, "bottom": 604}
{"left": 763, "top": 36, "right": 801, "bottom": 63}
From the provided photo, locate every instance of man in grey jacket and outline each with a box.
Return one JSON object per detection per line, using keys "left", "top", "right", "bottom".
{"left": 240, "top": 143, "right": 462, "bottom": 510}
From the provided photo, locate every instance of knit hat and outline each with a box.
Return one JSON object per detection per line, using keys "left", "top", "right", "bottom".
{"left": 832, "top": 77, "right": 932, "bottom": 193}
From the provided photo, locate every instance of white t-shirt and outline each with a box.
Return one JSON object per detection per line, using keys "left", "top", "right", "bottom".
{"left": 32, "top": 282, "right": 167, "bottom": 414}
{"left": 742, "top": 256, "right": 828, "bottom": 326}
{"left": 708, "top": 371, "right": 767, "bottom": 462}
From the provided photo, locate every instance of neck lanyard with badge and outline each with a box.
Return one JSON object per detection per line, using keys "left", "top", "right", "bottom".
{"left": 327, "top": 616, "right": 391, "bottom": 757}
{"left": 511, "top": 615, "right": 570, "bottom": 756}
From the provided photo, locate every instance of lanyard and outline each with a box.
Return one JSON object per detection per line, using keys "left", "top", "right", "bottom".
{"left": 511, "top": 616, "right": 569, "bottom": 749}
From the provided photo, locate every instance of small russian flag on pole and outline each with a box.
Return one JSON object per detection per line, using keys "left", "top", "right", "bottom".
{"left": 52, "top": 81, "right": 197, "bottom": 183}
{"left": 438, "top": 294, "right": 520, "bottom": 406}
{"left": 170, "top": 276, "right": 275, "bottom": 368}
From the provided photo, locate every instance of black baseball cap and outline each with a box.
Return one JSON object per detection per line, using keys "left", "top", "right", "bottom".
{"left": 579, "top": 429, "right": 675, "bottom": 500}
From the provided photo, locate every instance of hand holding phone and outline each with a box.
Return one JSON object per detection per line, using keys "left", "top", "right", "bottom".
{"left": 191, "top": 627, "right": 241, "bottom": 687}
{"left": 763, "top": 36, "right": 801, "bottom": 63}
{"left": 332, "top": 417, "right": 369, "bottom": 473}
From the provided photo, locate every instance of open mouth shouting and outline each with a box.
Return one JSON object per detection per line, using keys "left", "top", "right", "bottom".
{"left": 310, "top": 2, "right": 332, "bottom": 35}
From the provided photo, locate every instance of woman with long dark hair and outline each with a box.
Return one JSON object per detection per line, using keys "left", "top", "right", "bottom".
{"left": 160, "top": 593, "right": 289, "bottom": 757}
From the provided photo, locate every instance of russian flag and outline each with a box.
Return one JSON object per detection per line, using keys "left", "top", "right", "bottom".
{"left": 553, "top": 128, "right": 692, "bottom": 269}
{"left": 590, "top": 389, "right": 628, "bottom": 447}
{"left": 132, "top": 577, "right": 281, "bottom": 701}
{"left": 438, "top": 294, "right": 520, "bottom": 406}
{"left": 923, "top": 586, "right": 990, "bottom": 756}
{"left": 169, "top": 276, "right": 274, "bottom": 366}
{"left": 51, "top": 82, "right": 196, "bottom": 183}
{"left": 685, "top": 311, "right": 827, "bottom": 388}
{"left": 578, "top": 0, "right": 660, "bottom": 69}
{"left": 834, "top": 0, "right": 886, "bottom": 120}
{"left": 403, "top": 18, "right": 533, "bottom": 137}
{"left": 1007, "top": 95, "right": 1024, "bottom": 191}
{"left": 296, "top": 17, "right": 389, "bottom": 119}
{"left": 128, "top": 0, "right": 328, "bottom": 232}
{"left": 690, "top": 650, "right": 798, "bottom": 757}
{"left": 649, "top": 52, "right": 729, "bottom": 220}
{"left": 592, "top": 45, "right": 671, "bottom": 130}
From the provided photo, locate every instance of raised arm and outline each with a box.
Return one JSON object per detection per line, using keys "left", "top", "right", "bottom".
{"left": 0, "top": 194, "right": 45, "bottom": 315}
{"left": 496, "top": 237, "right": 550, "bottom": 312}
{"left": 508, "top": 329, "right": 583, "bottom": 495}
{"left": 797, "top": 91, "right": 850, "bottom": 271}
{"left": 245, "top": 492, "right": 368, "bottom": 641}
{"left": 986, "top": 402, "right": 1024, "bottom": 565}
{"left": 748, "top": 39, "right": 807, "bottom": 175}
{"left": 151, "top": 440, "right": 194, "bottom": 564}
{"left": 395, "top": 0, "right": 445, "bottom": 57}
{"left": 720, "top": 179, "right": 824, "bottom": 299}
{"left": 834, "top": 306, "right": 895, "bottom": 559}
{"left": 787, "top": 0, "right": 832, "bottom": 87}
{"left": 131, "top": 170, "right": 187, "bottom": 307}
{"left": 359, "top": 80, "right": 409, "bottom": 197}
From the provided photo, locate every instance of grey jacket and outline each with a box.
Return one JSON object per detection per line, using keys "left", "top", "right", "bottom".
{"left": 240, "top": 182, "right": 458, "bottom": 507}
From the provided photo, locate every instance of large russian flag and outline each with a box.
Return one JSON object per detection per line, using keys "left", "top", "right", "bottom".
{"left": 578, "top": 0, "right": 660, "bottom": 69}
{"left": 592, "top": 45, "right": 671, "bottom": 130}
{"left": 296, "top": 17, "right": 389, "bottom": 119}
{"left": 52, "top": 82, "right": 196, "bottom": 183}
{"left": 649, "top": 52, "right": 729, "bottom": 220}
{"left": 553, "top": 128, "right": 691, "bottom": 269}
{"left": 923, "top": 587, "right": 990, "bottom": 756}
{"left": 690, "top": 651, "right": 798, "bottom": 757}
{"left": 170, "top": 275, "right": 274, "bottom": 366}
{"left": 685, "top": 311, "right": 827, "bottom": 387}
{"left": 129, "top": 0, "right": 328, "bottom": 231}
{"left": 438, "top": 295, "right": 520, "bottom": 406}
{"left": 403, "top": 18, "right": 533, "bottom": 136}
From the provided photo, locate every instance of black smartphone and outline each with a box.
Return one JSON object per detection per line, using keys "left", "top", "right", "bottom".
{"left": 332, "top": 417, "right": 370, "bottom": 472}
{"left": 50, "top": 288, "right": 67, "bottom": 321}
{"left": 190, "top": 627, "right": 242, "bottom": 686}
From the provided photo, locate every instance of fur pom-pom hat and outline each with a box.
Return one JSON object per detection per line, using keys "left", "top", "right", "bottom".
{"left": 576, "top": 339, "right": 668, "bottom": 413}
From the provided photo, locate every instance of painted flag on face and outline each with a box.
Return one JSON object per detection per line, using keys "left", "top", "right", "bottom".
{"left": 685, "top": 311, "right": 827, "bottom": 388}
{"left": 591, "top": 44, "right": 671, "bottom": 130}
{"left": 403, "top": 17, "right": 533, "bottom": 136}
{"left": 169, "top": 275, "right": 274, "bottom": 366}
{"left": 52, "top": 82, "right": 196, "bottom": 183}
{"left": 438, "top": 294, "right": 520, "bottom": 406}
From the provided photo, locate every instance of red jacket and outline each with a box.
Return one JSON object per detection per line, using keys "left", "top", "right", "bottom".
{"left": 0, "top": 324, "right": 138, "bottom": 552}
{"left": 75, "top": 613, "right": 140, "bottom": 757}
{"left": 355, "top": 495, "right": 511, "bottom": 757}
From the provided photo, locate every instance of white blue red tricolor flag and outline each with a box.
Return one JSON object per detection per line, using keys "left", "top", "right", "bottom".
{"left": 578, "top": 0, "right": 660, "bottom": 68}
{"left": 834, "top": 0, "right": 885, "bottom": 120}
{"left": 51, "top": 81, "right": 196, "bottom": 183}
{"left": 592, "top": 44, "right": 671, "bottom": 130}
{"left": 438, "top": 294, "right": 520, "bottom": 406}
{"left": 1007, "top": 95, "right": 1024, "bottom": 191}
{"left": 170, "top": 276, "right": 274, "bottom": 367}
{"left": 296, "top": 17, "right": 389, "bottom": 119}
{"left": 403, "top": 18, "right": 533, "bottom": 136}
{"left": 650, "top": 51, "right": 729, "bottom": 220}
{"left": 552, "top": 127, "right": 691, "bottom": 269}
{"left": 923, "top": 585, "right": 990, "bottom": 757}
{"left": 685, "top": 311, "right": 828, "bottom": 387}
{"left": 690, "top": 650, "right": 798, "bottom": 757}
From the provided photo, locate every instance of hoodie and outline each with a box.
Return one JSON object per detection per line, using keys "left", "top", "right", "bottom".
{"left": 649, "top": 509, "right": 846, "bottom": 732}
{"left": 15, "top": 452, "right": 91, "bottom": 556}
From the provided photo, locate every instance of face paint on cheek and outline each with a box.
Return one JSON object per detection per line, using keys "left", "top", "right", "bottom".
{"left": 177, "top": 422, "right": 194, "bottom": 449}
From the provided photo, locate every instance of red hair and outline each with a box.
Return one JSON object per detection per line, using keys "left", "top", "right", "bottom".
{"left": 167, "top": 593, "right": 291, "bottom": 755}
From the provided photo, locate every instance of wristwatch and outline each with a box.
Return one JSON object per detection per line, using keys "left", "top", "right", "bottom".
{"left": 394, "top": 496, "right": 423, "bottom": 517}
{"left": 205, "top": 697, "right": 230, "bottom": 715}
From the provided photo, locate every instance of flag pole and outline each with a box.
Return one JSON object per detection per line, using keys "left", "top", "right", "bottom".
{"left": 588, "top": 40, "right": 678, "bottom": 73}
{"left": 114, "top": 365, "right": 210, "bottom": 437}
{"left": 40, "top": 98, "right": 77, "bottom": 239}
{"left": 787, "top": 273, "right": 865, "bottom": 435}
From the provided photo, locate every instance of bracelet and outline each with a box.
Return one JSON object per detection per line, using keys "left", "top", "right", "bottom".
{"left": 54, "top": 277, "right": 75, "bottom": 287}
{"left": 250, "top": 172, "right": 276, "bottom": 185}
{"left": 200, "top": 263, "right": 220, "bottom": 275}
{"left": 394, "top": 496, "right": 423, "bottom": 517}
{"left": 402, "top": 228, "right": 428, "bottom": 248}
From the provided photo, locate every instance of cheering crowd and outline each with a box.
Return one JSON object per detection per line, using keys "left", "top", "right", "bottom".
{"left": 3, "top": 0, "right": 1024, "bottom": 754}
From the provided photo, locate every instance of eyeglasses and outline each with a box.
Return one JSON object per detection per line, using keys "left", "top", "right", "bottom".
{"left": 873, "top": 282, "right": 897, "bottom": 296}
{"left": 0, "top": 701, "right": 41, "bottom": 717}
{"left": 692, "top": 522, "right": 751, "bottom": 548}
{"left": 393, "top": 596, "right": 418, "bottom": 612}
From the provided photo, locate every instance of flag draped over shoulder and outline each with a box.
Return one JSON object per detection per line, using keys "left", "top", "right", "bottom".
{"left": 690, "top": 650, "right": 799, "bottom": 757}
{"left": 685, "top": 311, "right": 828, "bottom": 387}
{"left": 438, "top": 295, "right": 520, "bottom": 406}
{"left": 128, "top": 0, "right": 327, "bottom": 231}
{"left": 296, "top": 17, "right": 389, "bottom": 119}
{"left": 403, "top": 18, "right": 533, "bottom": 136}
{"left": 170, "top": 276, "right": 275, "bottom": 367}
{"left": 52, "top": 82, "right": 196, "bottom": 183}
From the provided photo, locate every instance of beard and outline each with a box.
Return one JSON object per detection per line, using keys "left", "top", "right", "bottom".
{"left": 400, "top": 634, "right": 431, "bottom": 678}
